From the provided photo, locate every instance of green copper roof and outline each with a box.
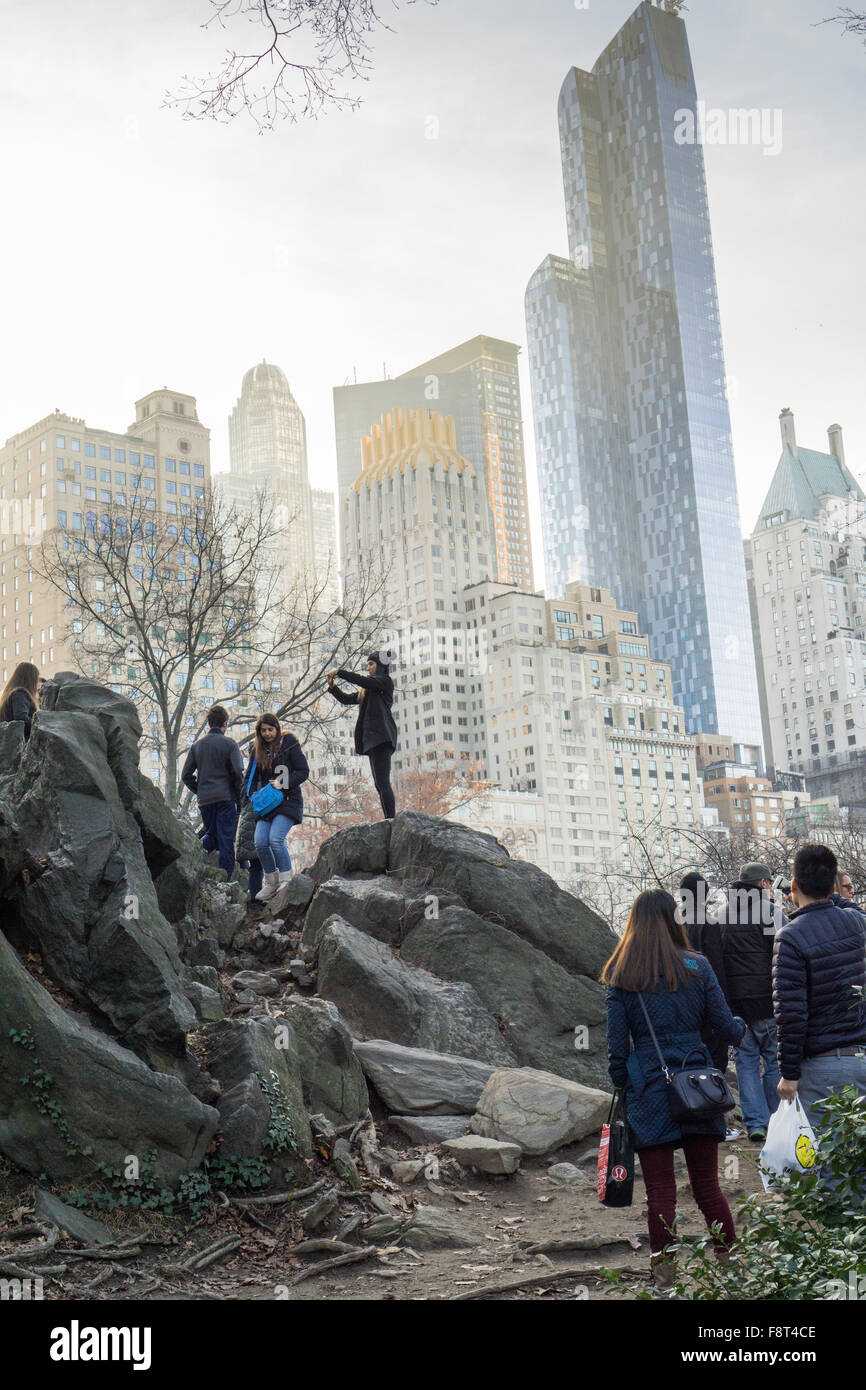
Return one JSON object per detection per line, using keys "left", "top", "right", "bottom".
{"left": 755, "top": 444, "right": 863, "bottom": 529}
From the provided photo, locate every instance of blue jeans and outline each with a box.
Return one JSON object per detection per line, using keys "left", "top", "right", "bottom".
{"left": 798, "top": 1052, "right": 866, "bottom": 1128}
{"left": 798, "top": 1052, "right": 866, "bottom": 1195}
{"left": 200, "top": 800, "right": 238, "bottom": 879}
{"left": 734, "top": 1017, "right": 781, "bottom": 1133}
{"left": 254, "top": 815, "right": 294, "bottom": 874}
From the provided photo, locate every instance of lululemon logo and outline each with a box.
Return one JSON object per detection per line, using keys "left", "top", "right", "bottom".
{"left": 611, "top": 1165, "right": 627, "bottom": 1182}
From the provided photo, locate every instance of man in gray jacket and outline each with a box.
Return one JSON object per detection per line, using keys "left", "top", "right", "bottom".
{"left": 181, "top": 705, "right": 243, "bottom": 879}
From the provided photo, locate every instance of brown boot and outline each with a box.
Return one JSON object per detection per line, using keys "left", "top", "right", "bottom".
{"left": 651, "top": 1256, "right": 678, "bottom": 1298}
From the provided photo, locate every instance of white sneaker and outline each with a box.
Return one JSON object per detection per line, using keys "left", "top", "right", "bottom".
{"left": 255, "top": 871, "right": 280, "bottom": 902}
{"left": 278, "top": 870, "right": 293, "bottom": 884}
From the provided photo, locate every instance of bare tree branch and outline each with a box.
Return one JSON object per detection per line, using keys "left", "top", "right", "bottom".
{"left": 166, "top": 0, "right": 440, "bottom": 131}
{"left": 35, "top": 489, "right": 392, "bottom": 807}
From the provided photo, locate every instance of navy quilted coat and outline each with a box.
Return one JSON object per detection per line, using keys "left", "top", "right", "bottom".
{"left": 773, "top": 900, "right": 866, "bottom": 1080}
{"left": 606, "top": 952, "right": 745, "bottom": 1149}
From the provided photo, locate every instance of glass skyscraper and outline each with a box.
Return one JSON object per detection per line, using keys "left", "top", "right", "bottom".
{"left": 525, "top": 1, "right": 761, "bottom": 745}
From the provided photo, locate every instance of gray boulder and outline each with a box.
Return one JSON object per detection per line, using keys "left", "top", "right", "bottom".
{"left": 470, "top": 1068, "right": 610, "bottom": 1155}
{"left": 353, "top": 1040, "right": 496, "bottom": 1115}
{"left": 402, "top": 905, "right": 608, "bottom": 1088}
{"left": 442, "top": 1135, "right": 522, "bottom": 1175}
{"left": 204, "top": 1016, "right": 313, "bottom": 1164}
{"left": 40, "top": 674, "right": 143, "bottom": 813}
{"left": 388, "top": 812, "right": 616, "bottom": 979}
{"left": 301, "top": 875, "right": 407, "bottom": 954}
{"left": 308, "top": 820, "right": 392, "bottom": 886}
{"left": 317, "top": 918, "right": 516, "bottom": 1066}
{"left": 134, "top": 776, "right": 205, "bottom": 925}
{"left": 277, "top": 997, "right": 369, "bottom": 1126}
{"left": 388, "top": 1114, "right": 472, "bottom": 1144}
{"left": 263, "top": 872, "right": 315, "bottom": 924}
{"left": 0, "top": 710, "right": 200, "bottom": 1084}
{"left": 0, "top": 928, "right": 217, "bottom": 1186}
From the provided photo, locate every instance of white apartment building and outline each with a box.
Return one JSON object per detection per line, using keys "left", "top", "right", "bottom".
{"left": 745, "top": 409, "right": 866, "bottom": 787}
{"left": 460, "top": 580, "right": 699, "bottom": 883}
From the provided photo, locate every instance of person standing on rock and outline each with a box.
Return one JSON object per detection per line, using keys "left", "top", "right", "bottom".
{"left": 0, "top": 661, "right": 40, "bottom": 739}
{"left": 326, "top": 653, "right": 398, "bottom": 819}
{"left": 602, "top": 889, "right": 746, "bottom": 1296}
{"left": 243, "top": 713, "right": 309, "bottom": 902}
{"left": 181, "top": 705, "right": 244, "bottom": 880}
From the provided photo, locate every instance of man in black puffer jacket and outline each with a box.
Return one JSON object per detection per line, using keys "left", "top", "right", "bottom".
{"left": 774, "top": 843, "right": 866, "bottom": 1130}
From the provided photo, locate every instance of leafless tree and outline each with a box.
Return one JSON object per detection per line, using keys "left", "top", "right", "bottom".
{"left": 36, "top": 489, "right": 390, "bottom": 806}
{"left": 822, "top": 8, "right": 866, "bottom": 44}
{"left": 166, "top": 0, "right": 439, "bottom": 131}
{"left": 571, "top": 809, "right": 866, "bottom": 933}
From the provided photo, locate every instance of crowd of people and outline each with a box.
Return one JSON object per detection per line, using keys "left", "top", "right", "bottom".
{"left": 604, "top": 847, "right": 866, "bottom": 1294}
{"left": 180, "top": 651, "right": 397, "bottom": 902}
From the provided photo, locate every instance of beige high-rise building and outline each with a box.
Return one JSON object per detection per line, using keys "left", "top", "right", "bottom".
{"left": 401, "top": 336, "right": 534, "bottom": 591}
{"left": 223, "top": 362, "right": 315, "bottom": 594}
{"left": 343, "top": 407, "right": 493, "bottom": 767}
{"left": 0, "top": 389, "right": 210, "bottom": 782}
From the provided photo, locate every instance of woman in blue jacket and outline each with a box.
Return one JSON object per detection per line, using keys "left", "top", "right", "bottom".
{"left": 243, "top": 713, "right": 309, "bottom": 902}
{"left": 603, "top": 889, "right": 745, "bottom": 1292}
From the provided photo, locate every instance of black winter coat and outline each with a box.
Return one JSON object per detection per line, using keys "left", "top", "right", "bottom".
{"left": 715, "top": 883, "right": 785, "bottom": 1024}
{"left": 607, "top": 952, "right": 745, "bottom": 1148}
{"left": 687, "top": 912, "right": 732, "bottom": 1071}
{"left": 773, "top": 899, "right": 866, "bottom": 1079}
{"left": 0, "top": 688, "right": 36, "bottom": 738}
{"left": 328, "top": 668, "right": 397, "bottom": 755}
{"left": 243, "top": 734, "right": 309, "bottom": 824}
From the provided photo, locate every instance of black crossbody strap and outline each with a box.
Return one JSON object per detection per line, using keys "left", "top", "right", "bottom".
{"left": 637, "top": 992, "right": 673, "bottom": 1082}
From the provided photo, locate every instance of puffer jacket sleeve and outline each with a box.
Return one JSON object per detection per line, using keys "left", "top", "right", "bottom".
{"left": 701, "top": 958, "right": 745, "bottom": 1045}
{"left": 283, "top": 737, "right": 309, "bottom": 791}
{"left": 773, "top": 929, "right": 808, "bottom": 1079}
{"left": 606, "top": 986, "right": 630, "bottom": 1088}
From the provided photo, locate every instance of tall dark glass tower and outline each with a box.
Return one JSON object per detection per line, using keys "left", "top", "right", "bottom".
{"left": 525, "top": 1, "right": 761, "bottom": 745}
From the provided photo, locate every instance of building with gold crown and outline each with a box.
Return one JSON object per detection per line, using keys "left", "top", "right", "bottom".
{"left": 343, "top": 407, "right": 494, "bottom": 765}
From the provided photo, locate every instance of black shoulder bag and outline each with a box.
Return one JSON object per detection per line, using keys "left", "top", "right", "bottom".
{"left": 637, "top": 993, "right": 735, "bottom": 1122}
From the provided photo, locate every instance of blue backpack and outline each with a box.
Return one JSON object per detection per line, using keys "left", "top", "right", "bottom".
{"left": 247, "top": 759, "right": 284, "bottom": 818}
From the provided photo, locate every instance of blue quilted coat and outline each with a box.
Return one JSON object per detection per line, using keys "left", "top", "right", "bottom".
{"left": 606, "top": 952, "right": 746, "bottom": 1149}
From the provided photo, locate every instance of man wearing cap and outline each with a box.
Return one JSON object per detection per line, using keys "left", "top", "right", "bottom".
{"left": 714, "top": 862, "right": 787, "bottom": 1142}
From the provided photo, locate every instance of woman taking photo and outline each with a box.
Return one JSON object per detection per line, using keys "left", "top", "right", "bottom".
{"left": 243, "top": 713, "right": 309, "bottom": 903}
{"left": 326, "top": 652, "right": 398, "bottom": 820}
{"left": 0, "top": 661, "right": 40, "bottom": 738}
{"left": 602, "top": 889, "right": 745, "bottom": 1295}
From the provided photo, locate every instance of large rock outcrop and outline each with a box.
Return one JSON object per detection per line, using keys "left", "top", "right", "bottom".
{"left": 317, "top": 918, "right": 517, "bottom": 1066}
{"left": 0, "top": 680, "right": 618, "bottom": 1194}
{"left": 0, "top": 925, "right": 217, "bottom": 1185}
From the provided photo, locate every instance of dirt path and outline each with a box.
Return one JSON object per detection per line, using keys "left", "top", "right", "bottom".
{"left": 0, "top": 1129, "right": 765, "bottom": 1302}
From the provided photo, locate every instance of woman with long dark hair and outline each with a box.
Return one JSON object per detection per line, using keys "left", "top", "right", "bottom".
{"left": 0, "top": 661, "right": 40, "bottom": 738}
{"left": 242, "top": 712, "right": 309, "bottom": 903}
{"left": 602, "top": 889, "right": 745, "bottom": 1295}
{"left": 326, "top": 652, "right": 398, "bottom": 819}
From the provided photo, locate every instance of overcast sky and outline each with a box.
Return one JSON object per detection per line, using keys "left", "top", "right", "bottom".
{"left": 1, "top": 0, "right": 863, "bottom": 591}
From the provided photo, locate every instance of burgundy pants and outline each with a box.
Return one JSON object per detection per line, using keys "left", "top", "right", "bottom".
{"left": 638, "top": 1134, "right": 735, "bottom": 1259}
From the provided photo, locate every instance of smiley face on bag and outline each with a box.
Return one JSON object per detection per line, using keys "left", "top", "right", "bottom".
{"left": 795, "top": 1133, "right": 816, "bottom": 1168}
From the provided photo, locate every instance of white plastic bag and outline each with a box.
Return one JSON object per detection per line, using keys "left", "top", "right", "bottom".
{"left": 759, "top": 1097, "right": 818, "bottom": 1191}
